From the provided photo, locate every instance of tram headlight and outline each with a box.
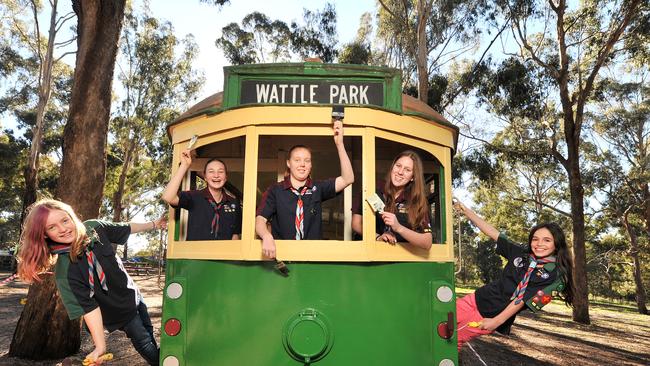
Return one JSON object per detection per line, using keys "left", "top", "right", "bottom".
{"left": 166, "top": 282, "right": 183, "bottom": 299}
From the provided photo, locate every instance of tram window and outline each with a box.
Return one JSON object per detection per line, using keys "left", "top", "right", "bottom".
{"left": 370, "top": 138, "right": 443, "bottom": 243}
{"left": 256, "top": 135, "right": 361, "bottom": 241}
{"left": 173, "top": 136, "right": 245, "bottom": 241}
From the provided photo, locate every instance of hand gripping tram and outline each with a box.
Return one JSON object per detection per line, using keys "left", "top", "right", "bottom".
{"left": 160, "top": 62, "right": 460, "bottom": 366}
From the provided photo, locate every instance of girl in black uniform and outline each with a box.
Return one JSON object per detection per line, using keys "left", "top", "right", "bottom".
{"left": 453, "top": 199, "right": 574, "bottom": 350}
{"left": 17, "top": 199, "right": 162, "bottom": 365}
{"left": 162, "top": 149, "right": 242, "bottom": 241}
{"left": 352, "top": 150, "right": 432, "bottom": 249}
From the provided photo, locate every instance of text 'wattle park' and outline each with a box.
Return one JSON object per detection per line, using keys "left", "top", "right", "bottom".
{"left": 240, "top": 80, "right": 384, "bottom": 106}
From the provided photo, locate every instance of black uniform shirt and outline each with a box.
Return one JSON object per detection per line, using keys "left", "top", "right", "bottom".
{"left": 175, "top": 188, "right": 242, "bottom": 240}
{"left": 475, "top": 233, "right": 559, "bottom": 334}
{"left": 352, "top": 184, "right": 432, "bottom": 242}
{"left": 256, "top": 176, "right": 337, "bottom": 240}
{"left": 55, "top": 220, "right": 139, "bottom": 331}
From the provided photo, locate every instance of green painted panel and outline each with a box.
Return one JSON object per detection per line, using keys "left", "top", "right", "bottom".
{"left": 161, "top": 259, "right": 457, "bottom": 365}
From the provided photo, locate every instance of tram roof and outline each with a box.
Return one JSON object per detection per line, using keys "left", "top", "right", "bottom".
{"left": 169, "top": 63, "right": 459, "bottom": 151}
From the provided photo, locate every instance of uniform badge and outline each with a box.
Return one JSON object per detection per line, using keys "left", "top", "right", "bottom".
{"left": 513, "top": 257, "right": 524, "bottom": 268}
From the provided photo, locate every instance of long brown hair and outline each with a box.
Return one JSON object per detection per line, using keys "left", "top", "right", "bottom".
{"left": 17, "top": 200, "right": 89, "bottom": 283}
{"left": 383, "top": 151, "right": 429, "bottom": 230}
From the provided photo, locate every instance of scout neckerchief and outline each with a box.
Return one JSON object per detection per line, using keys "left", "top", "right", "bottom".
{"left": 48, "top": 236, "right": 107, "bottom": 298}
{"left": 290, "top": 186, "right": 309, "bottom": 240}
{"left": 204, "top": 188, "right": 225, "bottom": 239}
{"left": 511, "top": 254, "right": 556, "bottom": 305}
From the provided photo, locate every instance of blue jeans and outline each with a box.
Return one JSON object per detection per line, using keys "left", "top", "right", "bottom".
{"left": 121, "top": 301, "right": 159, "bottom": 365}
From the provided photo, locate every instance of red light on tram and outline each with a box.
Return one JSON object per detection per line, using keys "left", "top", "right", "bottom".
{"left": 164, "top": 318, "right": 182, "bottom": 336}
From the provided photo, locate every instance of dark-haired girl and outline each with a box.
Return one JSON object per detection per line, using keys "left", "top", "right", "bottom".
{"left": 453, "top": 200, "right": 574, "bottom": 350}
{"left": 351, "top": 150, "right": 433, "bottom": 249}
{"left": 162, "top": 149, "right": 242, "bottom": 240}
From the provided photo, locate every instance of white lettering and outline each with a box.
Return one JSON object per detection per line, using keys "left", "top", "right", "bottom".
{"left": 269, "top": 85, "right": 279, "bottom": 103}
{"left": 290, "top": 84, "right": 299, "bottom": 103}
{"left": 339, "top": 85, "right": 348, "bottom": 104}
{"left": 329, "top": 85, "right": 339, "bottom": 104}
{"left": 300, "top": 85, "right": 307, "bottom": 103}
{"left": 279, "top": 84, "right": 288, "bottom": 103}
{"left": 310, "top": 85, "right": 318, "bottom": 104}
{"left": 349, "top": 85, "right": 358, "bottom": 104}
{"left": 256, "top": 84, "right": 270, "bottom": 103}
{"left": 359, "top": 85, "right": 368, "bottom": 104}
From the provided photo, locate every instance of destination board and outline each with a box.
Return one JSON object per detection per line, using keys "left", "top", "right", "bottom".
{"left": 240, "top": 80, "right": 384, "bottom": 106}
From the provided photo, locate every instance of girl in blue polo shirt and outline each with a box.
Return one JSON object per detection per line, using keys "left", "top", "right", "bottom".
{"left": 162, "top": 150, "right": 242, "bottom": 240}
{"left": 255, "top": 119, "right": 354, "bottom": 258}
{"left": 351, "top": 150, "right": 433, "bottom": 249}
{"left": 17, "top": 199, "right": 163, "bottom": 365}
{"left": 453, "top": 199, "right": 575, "bottom": 350}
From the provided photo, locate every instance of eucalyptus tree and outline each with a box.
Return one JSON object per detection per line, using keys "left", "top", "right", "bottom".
{"left": 339, "top": 12, "right": 373, "bottom": 65}
{"left": 107, "top": 10, "right": 204, "bottom": 258}
{"left": 216, "top": 3, "right": 338, "bottom": 64}
{"left": 10, "top": 0, "right": 127, "bottom": 360}
{"left": 471, "top": 0, "right": 647, "bottom": 324}
{"left": 375, "top": 0, "right": 493, "bottom": 102}
{"left": 590, "top": 77, "right": 649, "bottom": 314}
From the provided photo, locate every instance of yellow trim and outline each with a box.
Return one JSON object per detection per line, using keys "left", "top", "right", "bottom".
{"left": 169, "top": 106, "right": 454, "bottom": 149}
{"left": 165, "top": 111, "right": 456, "bottom": 262}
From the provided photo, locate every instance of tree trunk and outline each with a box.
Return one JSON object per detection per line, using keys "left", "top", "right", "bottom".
{"left": 623, "top": 212, "right": 649, "bottom": 314}
{"left": 565, "top": 128, "right": 591, "bottom": 324}
{"left": 20, "top": 0, "right": 59, "bottom": 222}
{"left": 415, "top": 0, "right": 429, "bottom": 103}
{"left": 8, "top": 272, "right": 81, "bottom": 359}
{"left": 57, "top": 0, "right": 126, "bottom": 219}
{"left": 9, "top": 0, "right": 126, "bottom": 360}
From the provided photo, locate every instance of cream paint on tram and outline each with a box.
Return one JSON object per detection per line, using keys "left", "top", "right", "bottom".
{"left": 166, "top": 106, "right": 455, "bottom": 262}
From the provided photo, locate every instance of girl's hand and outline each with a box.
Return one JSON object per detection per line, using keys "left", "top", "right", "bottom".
{"left": 261, "top": 235, "right": 276, "bottom": 259}
{"left": 180, "top": 149, "right": 193, "bottom": 168}
{"left": 380, "top": 212, "right": 402, "bottom": 232}
{"left": 377, "top": 231, "right": 397, "bottom": 244}
{"left": 332, "top": 120, "right": 344, "bottom": 146}
{"left": 153, "top": 217, "right": 167, "bottom": 230}
{"left": 478, "top": 317, "right": 499, "bottom": 331}
{"left": 84, "top": 347, "right": 107, "bottom": 365}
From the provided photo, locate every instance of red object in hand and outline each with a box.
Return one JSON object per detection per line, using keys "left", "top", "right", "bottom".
{"left": 542, "top": 295, "right": 552, "bottom": 304}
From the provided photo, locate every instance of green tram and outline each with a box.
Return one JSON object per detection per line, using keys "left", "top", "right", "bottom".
{"left": 160, "top": 62, "right": 460, "bottom": 366}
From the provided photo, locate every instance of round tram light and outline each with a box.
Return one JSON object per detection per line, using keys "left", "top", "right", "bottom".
{"left": 164, "top": 318, "right": 182, "bottom": 336}
{"left": 166, "top": 282, "right": 183, "bottom": 299}
{"left": 439, "top": 359, "right": 455, "bottom": 366}
{"left": 162, "top": 356, "right": 180, "bottom": 366}
{"left": 436, "top": 286, "right": 453, "bottom": 303}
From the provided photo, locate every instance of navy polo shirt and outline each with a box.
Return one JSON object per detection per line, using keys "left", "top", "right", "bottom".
{"left": 256, "top": 176, "right": 337, "bottom": 240}
{"left": 475, "top": 233, "right": 560, "bottom": 334}
{"left": 175, "top": 188, "right": 242, "bottom": 240}
{"left": 352, "top": 184, "right": 432, "bottom": 242}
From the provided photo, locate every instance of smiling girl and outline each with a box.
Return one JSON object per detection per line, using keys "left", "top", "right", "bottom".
{"left": 17, "top": 200, "right": 163, "bottom": 365}
{"left": 453, "top": 199, "right": 574, "bottom": 350}
{"left": 255, "top": 119, "right": 354, "bottom": 258}
{"left": 162, "top": 150, "right": 242, "bottom": 241}
{"left": 351, "top": 150, "right": 433, "bottom": 249}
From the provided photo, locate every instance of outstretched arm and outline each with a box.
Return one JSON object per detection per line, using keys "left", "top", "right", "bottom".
{"left": 161, "top": 149, "right": 193, "bottom": 206}
{"left": 129, "top": 217, "right": 167, "bottom": 234}
{"left": 83, "top": 307, "right": 107, "bottom": 364}
{"left": 454, "top": 199, "right": 499, "bottom": 241}
{"left": 332, "top": 120, "right": 354, "bottom": 192}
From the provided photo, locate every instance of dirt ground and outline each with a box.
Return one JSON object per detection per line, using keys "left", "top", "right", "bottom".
{"left": 1, "top": 271, "right": 649, "bottom": 366}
